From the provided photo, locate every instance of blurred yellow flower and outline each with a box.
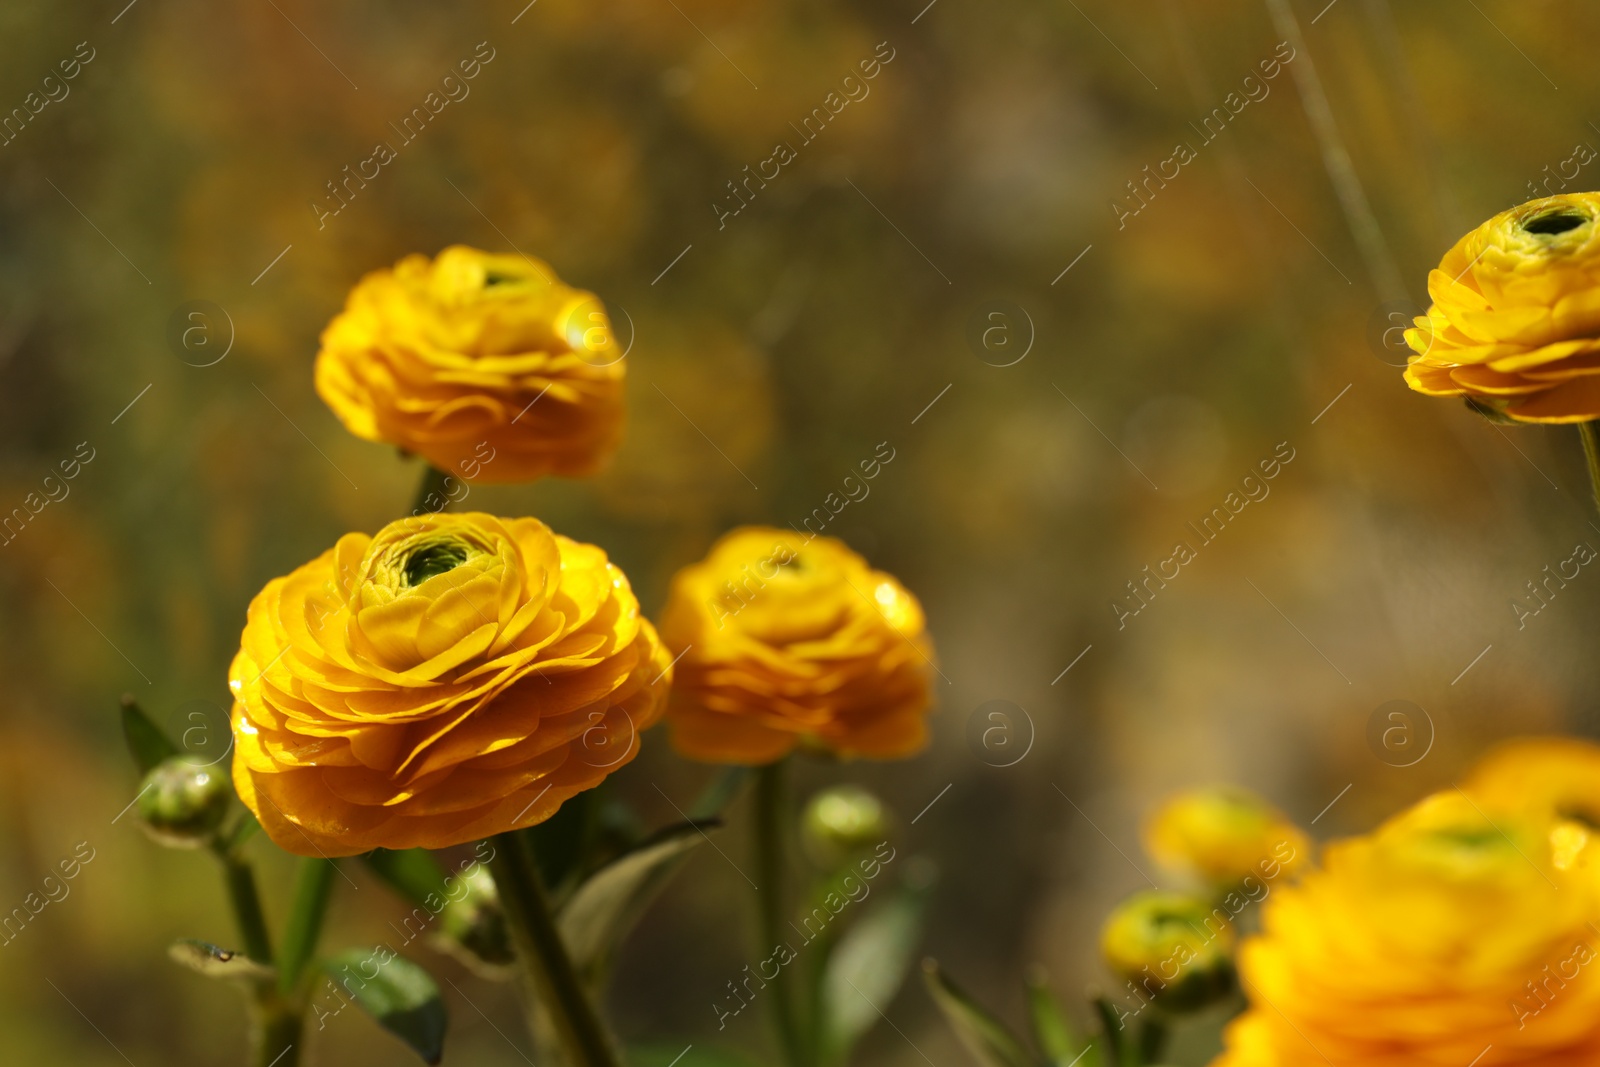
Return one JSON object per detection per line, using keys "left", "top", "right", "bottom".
{"left": 228, "top": 511, "right": 669, "bottom": 856}
{"left": 660, "top": 526, "right": 933, "bottom": 765}
{"left": 315, "top": 245, "right": 625, "bottom": 482}
{"left": 1101, "top": 890, "right": 1235, "bottom": 1013}
{"left": 1143, "top": 786, "right": 1307, "bottom": 887}
{"left": 1466, "top": 735, "right": 1600, "bottom": 828}
{"left": 1404, "top": 193, "right": 1600, "bottom": 422}
{"left": 1216, "top": 792, "right": 1600, "bottom": 1067}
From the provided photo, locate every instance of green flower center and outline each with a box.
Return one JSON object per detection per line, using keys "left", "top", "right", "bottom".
{"left": 1524, "top": 211, "right": 1588, "bottom": 236}
{"left": 403, "top": 541, "right": 471, "bottom": 586}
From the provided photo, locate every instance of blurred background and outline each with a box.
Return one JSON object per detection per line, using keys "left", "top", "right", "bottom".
{"left": 3, "top": 0, "right": 1599, "bottom": 1062}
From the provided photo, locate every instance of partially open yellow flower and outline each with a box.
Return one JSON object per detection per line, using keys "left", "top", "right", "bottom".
{"left": 1143, "top": 786, "right": 1307, "bottom": 888}
{"left": 315, "top": 246, "right": 626, "bottom": 482}
{"left": 1101, "top": 890, "right": 1236, "bottom": 1013}
{"left": 1404, "top": 193, "right": 1600, "bottom": 422}
{"left": 228, "top": 512, "right": 669, "bottom": 856}
{"left": 660, "top": 526, "right": 934, "bottom": 765}
{"left": 1215, "top": 792, "right": 1600, "bottom": 1067}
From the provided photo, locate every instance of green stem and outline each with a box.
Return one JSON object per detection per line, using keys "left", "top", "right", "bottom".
{"left": 411, "top": 463, "right": 453, "bottom": 515}
{"left": 278, "top": 858, "right": 338, "bottom": 996}
{"left": 1137, "top": 1015, "right": 1170, "bottom": 1066}
{"left": 250, "top": 993, "right": 303, "bottom": 1067}
{"left": 216, "top": 850, "right": 275, "bottom": 965}
{"left": 487, "top": 831, "right": 620, "bottom": 1067}
{"left": 754, "top": 760, "right": 807, "bottom": 1067}
{"left": 1092, "top": 994, "right": 1128, "bottom": 1067}
{"left": 1579, "top": 422, "right": 1600, "bottom": 518}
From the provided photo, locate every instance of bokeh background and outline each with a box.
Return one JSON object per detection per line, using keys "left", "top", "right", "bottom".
{"left": 3, "top": 0, "right": 1599, "bottom": 1063}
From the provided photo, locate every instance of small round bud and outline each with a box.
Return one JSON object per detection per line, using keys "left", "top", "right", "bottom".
{"left": 436, "top": 866, "right": 515, "bottom": 976}
{"left": 1142, "top": 786, "right": 1308, "bottom": 889}
{"left": 802, "top": 785, "right": 891, "bottom": 868}
{"left": 137, "top": 756, "right": 231, "bottom": 848}
{"left": 1099, "top": 890, "right": 1235, "bottom": 1013}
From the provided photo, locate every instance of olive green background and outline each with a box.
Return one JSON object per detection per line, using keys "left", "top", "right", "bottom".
{"left": 2, "top": 0, "right": 1598, "bottom": 1063}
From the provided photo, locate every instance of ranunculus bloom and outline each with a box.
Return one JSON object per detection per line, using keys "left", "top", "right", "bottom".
{"left": 1466, "top": 735, "right": 1600, "bottom": 827}
{"left": 228, "top": 512, "right": 669, "bottom": 855}
{"left": 315, "top": 245, "right": 626, "bottom": 482}
{"left": 1405, "top": 193, "right": 1600, "bottom": 422}
{"left": 660, "top": 526, "right": 934, "bottom": 764}
{"left": 1215, "top": 792, "right": 1600, "bottom": 1067}
{"left": 1143, "top": 786, "right": 1307, "bottom": 887}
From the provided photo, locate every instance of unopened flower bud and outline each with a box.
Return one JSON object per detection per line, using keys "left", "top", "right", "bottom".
{"left": 1143, "top": 786, "right": 1308, "bottom": 888}
{"left": 137, "top": 756, "right": 230, "bottom": 848}
{"left": 802, "top": 785, "right": 890, "bottom": 868}
{"left": 435, "top": 866, "right": 514, "bottom": 976}
{"left": 1099, "top": 890, "right": 1235, "bottom": 1013}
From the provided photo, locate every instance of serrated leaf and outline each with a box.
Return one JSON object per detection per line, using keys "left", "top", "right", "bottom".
{"left": 558, "top": 819, "right": 718, "bottom": 984}
{"left": 121, "top": 696, "right": 178, "bottom": 775}
{"left": 361, "top": 848, "right": 449, "bottom": 908}
{"left": 627, "top": 1044, "right": 763, "bottom": 1067}
{"left": 168, "top": 939, "right": 275, "bottom": 982}
{"left": 1027, "top": 970, "right": 1093, "bottom": 1067}
{"left": 322, "top": 949, "right": 447, "bottom": 1065}
{"left": 819, "top": 880, "right": 932, "bottom": 1063}
{"left": 923, "top": 959, "right": 1037, "bottom": 1067}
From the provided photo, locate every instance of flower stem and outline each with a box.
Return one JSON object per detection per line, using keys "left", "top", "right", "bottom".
{"left": 412, "top": 463, "right": 453, "bottom": 515}
{"left": 277, "top": 858, "right": 338, "bottom": 996}
{"left": 1579, "top": 422, "right": 1600, "bottom": 518}
{"left": 249, "top": 993, "right": 303, "bottom": 1067}
{"left": 754, "top": 759, "right": 807, "bottom": 1067}
{"left": 486, "top": 831, "right": 620, "bottom": 1067}
{"left": 216, "top": 850, "right": 275, "bottom": 965}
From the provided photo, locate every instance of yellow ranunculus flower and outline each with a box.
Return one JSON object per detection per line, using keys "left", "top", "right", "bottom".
{"left": 660, "top": 526, "right": 934, "bottom": 765}
{"left": 227, "top": 512, "right": 669, "bottom": 856}
{"left": 1404, "top": 193, "right": 1600, "bottom": 422}
{"left": 315, "top": 245, "right": 626, "bottom": 482}
{"left": 1215, "top": 792, "right": 1600, "bottom": 1067}
{"left": 1143, "top": 786, "right": 1307, "bottom": 888}
{"left": 1466, "top": 735, "right": 1600, "bottom": 828}
{"left": 1100, "top": 890, "right": 1236, "bottom": 1013}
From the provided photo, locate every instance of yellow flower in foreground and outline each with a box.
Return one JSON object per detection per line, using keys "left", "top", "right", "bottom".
{"left": 660, "top": 527, "right": 933, "bottom": 765}
{"left": 1466, "top": 735, "right": 1600, "bottom": 828}
{"left": 1143, "top": 786, "right": 1307, "bottom": 887}
{"left": 228, "top": 512, "right": 669, "bottom": 856}
{"left": 1404, "top": 193, "right": 1600, "bottom": 422}
{"left": 315, "top": 245, "right": 625, "bottom": 482}
{"left": 1215, "top": 792, "right": 1600, "bottom": 1067}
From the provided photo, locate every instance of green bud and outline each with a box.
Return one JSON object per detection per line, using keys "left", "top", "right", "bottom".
{"left": 435, "top": 866, "right": 515, "bottom": 977}
{"left": 802, "top": 785, "right": 891, "bottom": 868}
{"left": 137, "top": 756, "right": 231, "bottom": 848}
{"left": 1099, "top": 890, "right": 1235, "bottom": 1013}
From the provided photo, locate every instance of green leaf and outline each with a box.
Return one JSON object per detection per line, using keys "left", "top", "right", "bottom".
{"left": 558, "top": 819, "right": 719, "bottom": 984}
{"left": 922, "top": 959, "right": 1037, "bottom": 1067}
{"left": 361, "top": 848, "right": 449, "bottom": 908}
{"left": 167, "top": 939, "right": 275, "bottom": 982}
{"left": 321, "top": 949, "right": 447, "bottom": 1065}
{"left": 121, "top": 695, "right": 178, "bottom": 775}
{"left": 1091, "top": 995, "right": 1126, "bottom": 1067}
{"left": 689, "top": 766, "right": 752, "bottom": 819}
{"left": 1027, "top": 969, "right": 1094, "bottom": 1067}
{"left": 627, "top": 1044, "right": 763, "bottom": 1067}
{"left": 819, "top": 878, "right": 933, "bottom": 1063}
